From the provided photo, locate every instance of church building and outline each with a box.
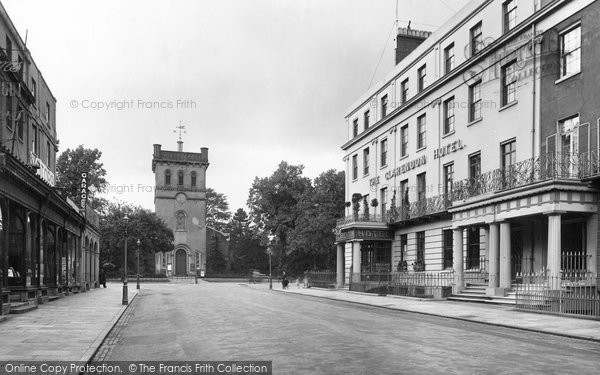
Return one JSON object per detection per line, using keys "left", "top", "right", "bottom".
{"left": 152, "top": 140, "right": 209, "bottom": 276}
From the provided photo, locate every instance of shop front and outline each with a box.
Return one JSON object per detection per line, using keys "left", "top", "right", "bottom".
{"left": 0, "top": 148, "right": 88, "bottom": 314}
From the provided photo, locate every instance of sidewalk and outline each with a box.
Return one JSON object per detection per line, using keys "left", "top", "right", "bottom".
{"left": 0, "top": 282, "right": 137, "bottom": 361}
{"left": 252, "top": 282, "right": 600, "bottom": 342}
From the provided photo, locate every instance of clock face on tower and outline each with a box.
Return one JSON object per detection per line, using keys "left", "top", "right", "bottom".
{"left": 176, "top": 193, "right": 187, "bottom": 204}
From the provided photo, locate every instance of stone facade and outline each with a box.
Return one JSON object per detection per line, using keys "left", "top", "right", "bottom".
{"left": 152, "top": 143, "right": 209, "bottom": 276}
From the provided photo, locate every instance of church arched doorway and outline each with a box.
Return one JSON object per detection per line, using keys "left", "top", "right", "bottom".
{"left": 175, "top": 249, "right": 187, "bottom": 276}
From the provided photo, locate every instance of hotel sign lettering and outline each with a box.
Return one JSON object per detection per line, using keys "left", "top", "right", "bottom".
{"left": 29, "top": 152, "right": 56, "bottom": 186}
{"left": 336, "top": 229, "right": 393, "bottom": 242}
{"left": 385, "top": 155, "right": 426, "bottom": 180}
{"left": 434, "top": 139, "right": 465, "bottom": 159}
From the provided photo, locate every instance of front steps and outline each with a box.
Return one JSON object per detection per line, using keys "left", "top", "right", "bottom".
{"left": 447, "top": 282, "right": 517, "bottom": 305}
{"left": 8, "top": 294, "right": 38, "bottom": 314}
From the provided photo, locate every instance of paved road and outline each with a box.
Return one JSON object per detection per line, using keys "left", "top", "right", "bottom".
{"left": 96, "top": 282, "right": 600, "bottom": 374}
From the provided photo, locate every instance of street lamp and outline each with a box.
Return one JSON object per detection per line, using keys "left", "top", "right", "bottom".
{"left": 136, "top": 239, "right": 141, "bottom": 290}
{"left": 267, "top": 248, "right": 272, "bottom": 290}
{"left": 122, "top": 213, "right": 129, "bottom": 305}
{"left": 266, "top": 234, "right": 275, "bottom": 290}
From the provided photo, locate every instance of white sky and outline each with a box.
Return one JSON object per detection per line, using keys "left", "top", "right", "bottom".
{"left": 4, "top": 0, "right": 470, "bottom": 212}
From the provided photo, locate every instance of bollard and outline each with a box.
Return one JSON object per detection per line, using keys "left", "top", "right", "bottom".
{"left": 195, "top": 275, "right": 198, "bottom": 284}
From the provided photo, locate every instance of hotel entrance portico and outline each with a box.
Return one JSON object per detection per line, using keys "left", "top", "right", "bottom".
{"left": 451, "top": 183, "right": 598, "bottom": 295}
{"left": 334, "top": 224, "right": 393, "bottom": 287}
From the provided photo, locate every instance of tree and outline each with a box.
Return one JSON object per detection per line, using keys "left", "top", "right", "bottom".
{"left": 99, "top": 203, "right": 173, "bottom": 277}
{"left": 247, "top": 161, "right": 312, "bottom": 272}
{"left": 225, "top": 208, "right": 268, "bottom": 273}
{"left": 288, "top": 170, "right": 345, "bottom": 273}
{"left": 56, "top": 145, "right": 108, "bottom": 211}
{"left": 205, "top": 188, "right": 232, "bottom": 232}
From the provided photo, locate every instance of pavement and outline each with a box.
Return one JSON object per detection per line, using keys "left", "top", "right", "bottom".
{"left": 249, "top": 281, "right": 600, "bottom": 342}
{"left": 0, "top": 282, "right": 137, "bottom": 361}
{"left": 1, "top": 279, "right": 599, "bottom": 363}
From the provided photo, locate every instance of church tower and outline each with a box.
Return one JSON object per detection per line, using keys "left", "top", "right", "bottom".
{"left": 151, "top": 134, "right": 209, "bottom": 276}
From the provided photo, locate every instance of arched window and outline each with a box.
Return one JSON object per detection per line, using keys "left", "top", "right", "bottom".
{"left": 178, "top": 170, "right": 184, "bottom": 186}
{"left": 175, "top": 211, "right": 186, "bottom": 230}
{"left": 165, "top": 169, "right": 171, "bottom": 186}
{"left": 191, "top": 171, "right": 197, "bottom": 187}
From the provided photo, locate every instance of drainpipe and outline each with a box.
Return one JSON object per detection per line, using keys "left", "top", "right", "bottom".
{"left": 531, "top": 24, "right": 537, "bottom": 161}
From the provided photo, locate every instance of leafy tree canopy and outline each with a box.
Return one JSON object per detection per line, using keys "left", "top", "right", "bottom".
{"left": 99, "top": 202, "right": 173, "bottom": 277}
{"left": 56, "top": 145, "right": 108, "bottom": 211}
{"left": 206, "top": 188, "right": 232, "bottom": 232}
{"left": 247, "top": 161, "right": 312, "bottom": 268}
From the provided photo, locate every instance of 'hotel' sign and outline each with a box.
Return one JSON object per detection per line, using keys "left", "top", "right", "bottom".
{"left": 434, "top": 139, "right": 465, "bottom": 159}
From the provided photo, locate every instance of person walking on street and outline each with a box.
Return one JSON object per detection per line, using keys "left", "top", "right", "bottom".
{"left": 282, "top": 272, "right": 289, "bottom": 289}
{"left": 99, "top": 268, "right": 107, "bottom": 288}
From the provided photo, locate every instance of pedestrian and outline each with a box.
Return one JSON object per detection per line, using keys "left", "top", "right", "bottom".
{"left": 99, "top": 268, "right": 107, "bottom": 288}
{"left": 282, "top": 272, "right": 289, "bottom": 290}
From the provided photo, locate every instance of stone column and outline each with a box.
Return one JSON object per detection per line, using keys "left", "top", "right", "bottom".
{"left": 452, "top": 228, "right": 464, "bottom": 293}
{"left": 586, "top": 214, "right": 597, "bottom": 277}
{"left": 499, "top": 222, "right": 512, "bottom": 291}
{"left": 336, "top": 243, "right": 344, "bottom": 288}
{"left": 547, "top": 213, "right": 562, "bottom": 289}
{"left": 352, "top": 240, "right": 362, "bottom": 283}
{"left": 486, "top": 223, "right": 501, "bottom": 295}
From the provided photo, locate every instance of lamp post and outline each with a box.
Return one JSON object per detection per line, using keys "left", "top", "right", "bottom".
{"left": 267, "top": 248, "right": 272, "bottom": 290}
{"left": 122, "top": 213, "right": 129, "bottom": 305}
{"left": 267, "top": 234, "right": 275, "bottom": 290}
{"left": 136, "top": 239, "right": 140, "bottom": 290}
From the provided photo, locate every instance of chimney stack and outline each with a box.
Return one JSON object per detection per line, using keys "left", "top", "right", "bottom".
{"left": 395, "top": 27, "right": 432, "bottom": 65}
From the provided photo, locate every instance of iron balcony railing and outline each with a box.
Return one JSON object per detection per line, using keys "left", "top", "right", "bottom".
{"left": 386, "top": 193, "right": 450, "bottom": 224}
{"left": 340, "top": 152, "right": 599, "bottom": 228}
{"left": 453, "top": 152, "right": 591, "bottom": 202}
{"left": 336, "top": 213, "right": 386, "bottom": 227}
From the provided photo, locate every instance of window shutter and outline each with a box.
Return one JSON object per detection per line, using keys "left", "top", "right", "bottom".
{"left": 546, "top": 134, "right": 556, "bottom": 154}
{"left": 579, "top": 122, "right": 590, "bottom": 156}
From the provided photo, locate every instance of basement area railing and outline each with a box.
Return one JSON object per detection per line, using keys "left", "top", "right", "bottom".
{"left": 515, "top": 272, "right": 600, "bottom": 318}
{"left": 349, "top": 271, "right": 454, "bottom": 299}
{"left": 306, "top": 270, "right": 337, "bottom": 289}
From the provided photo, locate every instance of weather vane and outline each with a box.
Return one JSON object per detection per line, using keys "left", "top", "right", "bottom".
{"left": 174, "top": 121, "right": 186, "bottom": 142}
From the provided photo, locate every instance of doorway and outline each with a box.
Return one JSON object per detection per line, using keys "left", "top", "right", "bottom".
{"left": 175, "top": 249, "right": 187, "bottom": 276}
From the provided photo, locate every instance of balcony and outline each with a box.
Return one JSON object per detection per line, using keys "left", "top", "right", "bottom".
{"left": 452, "top": 152, "right": 593, "bottom": 203}
{"left": 339, "top": 152, "right": 599, "bottom": 230}
{"left": 386, "top": 193, "right": 451, "bottom": 225}
{"left": 336, "top": 213, "right": 386, "bottom": 228}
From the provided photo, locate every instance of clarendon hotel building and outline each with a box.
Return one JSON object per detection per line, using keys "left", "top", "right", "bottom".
{"left": 0, "top": 1, "right": 100, "bottom": 315}
{"left": 335, "top": 0, "right": 600, "bottom": 298}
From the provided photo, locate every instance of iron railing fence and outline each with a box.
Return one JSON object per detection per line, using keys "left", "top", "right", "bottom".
{"left": 515, "top": 273, "right": 600, "bottom": 318}
{"left": 306, "top": 270, "right": 337, "bottom": 289}
{"left": 336, "top": 213, "right": 386, "bottom": 227}
{"left": 386, "top": 194, "right": 450, "bottom": 224}
{"left": 561, "top": 251, "right": 590, "bottom": 274}
{"left": 461, "top": 256, "right": 488, "bottom": 284}
{"left": 338, "top": 152, "right": 600, "bottom": 230}
{"left": 579, "top": 151, "right": 600, "bottom": 179}
{"left": 453, "top": 152, "right": 586, "bottom": 202}
{"left": 349, "top": 271, "right": 454, "bottom": 298}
